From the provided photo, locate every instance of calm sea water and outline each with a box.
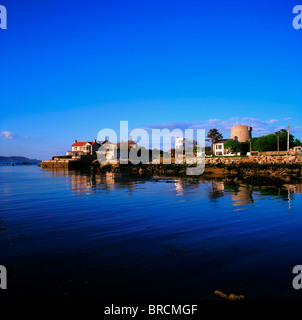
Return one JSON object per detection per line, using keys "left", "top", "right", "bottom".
{"left": 1, "top": 165, "right": 302, "bottom": 300}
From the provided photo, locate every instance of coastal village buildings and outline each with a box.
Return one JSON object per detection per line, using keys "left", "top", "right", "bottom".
{"left": 213, "top": 139, "right": 233, "bottom": 156}
{"left": 66, "top": 136, "right": 137, "bottom": 162}
{"left": 99, "top": 137, "right": 116, "bottom": 161}
{"left": 175, "top": 137, "right": 203, "bottom": 158}
{"left": 213, "top": 125, "right": 252, "bottom": 156}
{"left": 292, "top": 146, "right": 302, "bottom": 154}
{"left": 97, "top": 135, "right": 137, "bottom": 162}
{"left": 67, "top": 139, "right": 101, "bottom": 158}
{"left": 64, "top": 124, "right": 301, "bottom": 162}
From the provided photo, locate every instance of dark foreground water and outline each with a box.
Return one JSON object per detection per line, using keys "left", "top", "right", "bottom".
{"left": 1, "top": 166, "right": 302, "bottom": 300}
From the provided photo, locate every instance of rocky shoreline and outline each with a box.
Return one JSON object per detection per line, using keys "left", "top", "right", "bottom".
{"left": 89, "top": 155, "right": 302, "bottom": 187}
{"left": 39, "top": 155, "right": 302, "bottom": 187}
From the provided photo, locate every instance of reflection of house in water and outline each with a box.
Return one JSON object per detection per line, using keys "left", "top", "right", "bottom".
{"left": 42, "top": 168, "right": 137, "bottom": 195}
{"left": 174, "top": 179, "right": 201, "bottom": 196}
{"left": 174, "top": 180, "right": 184, "bottom": 196}
{"left": 209, "top": 181, "right": 225, "bottom": 200}
{"left": 69, "top": 172, "right": 137, "bottom": 195}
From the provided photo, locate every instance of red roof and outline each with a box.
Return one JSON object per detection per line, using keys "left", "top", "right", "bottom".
{"left": 72, "top": 142, "right": 86, "bottom": 147}
{"left": 72, "top": 141, "right": 99, "bottom": 147}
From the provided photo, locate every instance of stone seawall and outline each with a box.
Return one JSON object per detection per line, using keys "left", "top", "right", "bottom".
{"left": 39, "top": 159, "right": 90, "bottom": 168}
{"left": 205, "top": 155, "right": 302, "bottom": 165}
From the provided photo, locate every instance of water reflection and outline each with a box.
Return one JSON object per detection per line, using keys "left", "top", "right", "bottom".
{"left": 41, "top": 168, "right": 302, "bottom": 210}
{"left": 228, "top": 185, "right": 254, "bottom": 210}
{"left": 42, "top": 168, "right": 138, "bottom": 195}
{"left": 174, "top": 179, "right": 200, "bottom": 196}
{"left": 209, "top": 181, "right": 225, "bottom": 201}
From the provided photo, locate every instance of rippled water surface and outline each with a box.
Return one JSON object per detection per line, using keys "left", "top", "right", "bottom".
{"left": 1, "top": 166, "right": 302, "bottom": 300}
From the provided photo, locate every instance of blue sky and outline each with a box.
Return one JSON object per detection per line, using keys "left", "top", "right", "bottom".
{"left": 0, "top": 0, "right": 301, "bottom": 159}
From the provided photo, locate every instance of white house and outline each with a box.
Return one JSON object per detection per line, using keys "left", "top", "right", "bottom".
{"left": 97, "top": 135, "right": 137, "bottom": 163}
{"left": 213, "top": 139, "right": 233, "bottom": 156}
{"left": 175, "top": 137, "right": 200, "bottom": 152}
{"left": 99, "top": 137, "right": 117, "bottom": 160}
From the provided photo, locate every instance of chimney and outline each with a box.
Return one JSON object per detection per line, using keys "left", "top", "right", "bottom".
{"left": 105, "top": 136, "right": 108, "bottom": 141}
{"left": 129, "top": 135, "right": 132, "bottom": 141}
{"left": 94, "top": 139, "right": 96, "bottom": 143}
{"left": 74, "top": 139, "right": 77, "bottom": 143}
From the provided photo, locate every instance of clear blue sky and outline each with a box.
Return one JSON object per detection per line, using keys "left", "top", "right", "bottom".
{"left": 0, "top": 0, "right": 301, "bottom": 159}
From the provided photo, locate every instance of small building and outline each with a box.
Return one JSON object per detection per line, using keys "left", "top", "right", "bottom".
{"left": 116, "top": 135, "right": 137, "bottom": 160}
{"left": 69, "top": 139, "right": 100, "bottom": 158}
{"left": 175, "top": 137, "right": 201, "bottom": 154}
{"left": 117, "top": 135, "right": 137, "bottom": 150}
{"left": 97, "top": 135, "right": 137, "bottom": 163}
{"left": 212, "top": 139, "right": 241, "bottom": 156}
{"left": 175, "top": 137, "right": 187, "bottom": 150}
{"left": 99, "top": 137, "right": 117, "bottom": 160}
{"left": 292, "top": 146, "right": 302, "bottom": 154}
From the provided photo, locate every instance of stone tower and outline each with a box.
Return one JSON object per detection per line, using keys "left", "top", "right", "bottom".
{"left": 230, "top": 125, "right": 252, "bottom": 142}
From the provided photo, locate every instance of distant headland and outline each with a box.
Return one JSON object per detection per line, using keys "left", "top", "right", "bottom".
{"left": 0, "top": 156, "right": 41, "bottom": 165}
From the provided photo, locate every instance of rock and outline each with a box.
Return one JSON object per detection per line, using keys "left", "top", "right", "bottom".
{"left": 214, "top": 291, "right": 228, "bottom": 299}
{"left": 214, "top": 290, "right": 244, "bottom": 300}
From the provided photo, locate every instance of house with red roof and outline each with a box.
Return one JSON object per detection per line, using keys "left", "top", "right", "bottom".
{"left": 69, "top": 139, "right": 101, "bottom": 158}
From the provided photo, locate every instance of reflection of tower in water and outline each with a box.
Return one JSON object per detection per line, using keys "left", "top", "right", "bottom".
{"left": 209, "top": 180, "right": 254, "bottom": 209}
{"left": 231, "top": 185, "right": 254, "bottom": 208}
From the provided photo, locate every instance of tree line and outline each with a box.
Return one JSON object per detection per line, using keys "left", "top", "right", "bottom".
{"left": 206, "top": 128, "right": 302, "bottom": 154}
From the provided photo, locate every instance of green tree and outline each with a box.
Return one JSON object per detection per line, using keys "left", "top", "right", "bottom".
{"left": 206, "top": 128, "right": 223, "bottom": 154}
{"left": 250, "top": 130, "right": 296, "bottom": 152}
{"left": 224, "top": 140, "right": 240, "bottom": 154}
{"left": 274, "top": 130, "right": 294, "bottom": 150}
{"left": 240, "top": 141, "right": 250, "bottom": 155}
{"left": 294, "top": 138, "right": 302, "bottom": 146}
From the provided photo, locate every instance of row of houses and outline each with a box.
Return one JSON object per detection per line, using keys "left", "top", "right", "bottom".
{"left": 65, "top": 124, "right": 302, "bottom": 161}
{"left": 66, "top": 136, "right": 137, "bottom": 160}
{"left": 66, "top": 135, "right": 203, "bottom": 162}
